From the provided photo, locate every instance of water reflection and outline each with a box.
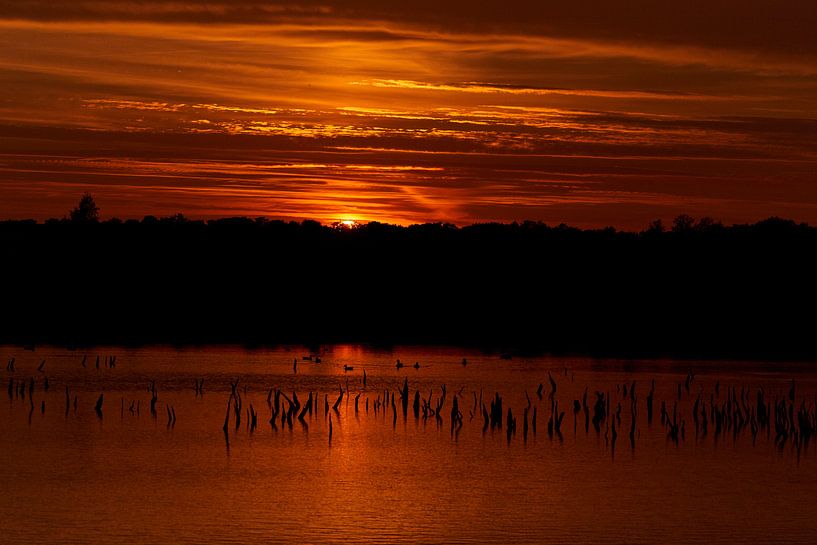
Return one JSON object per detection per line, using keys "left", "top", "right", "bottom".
{"left": 1, "top": 345, "right": 817, "bottom": 544}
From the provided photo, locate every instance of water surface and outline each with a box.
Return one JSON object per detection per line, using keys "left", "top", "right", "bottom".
{"left": 2, "top": 345, "right": 816, "bottom": 544}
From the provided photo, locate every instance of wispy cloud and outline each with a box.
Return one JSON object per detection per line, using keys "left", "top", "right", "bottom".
{"left": 350, "top": 79, "right": 753, "bottom": 101}
{"left": 0, "top": 5, "right": 816, "bottom": 227}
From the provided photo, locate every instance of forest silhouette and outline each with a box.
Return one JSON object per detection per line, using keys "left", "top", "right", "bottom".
{"left": 2, "top": 197, "right": 816, "bottom": 359}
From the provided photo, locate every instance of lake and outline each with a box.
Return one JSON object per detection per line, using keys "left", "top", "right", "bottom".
{"left": 1, "top": 345, "right": 816, "bottom": 544}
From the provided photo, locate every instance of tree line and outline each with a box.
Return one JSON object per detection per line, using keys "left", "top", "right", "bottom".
{"left": 1, "top": 194, "right": 816, "bottom": 359}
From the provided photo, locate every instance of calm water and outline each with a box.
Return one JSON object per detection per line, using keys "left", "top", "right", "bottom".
{"left": 2, "top": 345, "right": 816, "bottom": 544}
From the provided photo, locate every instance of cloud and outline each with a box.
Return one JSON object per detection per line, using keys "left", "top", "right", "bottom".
{"left": 0, "top": 3, "right": 816, "bottom": 228}
{"left": 350, "top": 79, "right": 744, "bottom": 101}
{"left": 2, "top": 1, "right": 816, "bottom": 60}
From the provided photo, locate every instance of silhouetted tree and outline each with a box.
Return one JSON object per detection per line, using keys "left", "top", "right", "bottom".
{"left": 645, "top": 219, "right": 664, "bottom": 235}
{"left": 69, "top": 193, "right": 99, "bottom": 224}
{"left": 1, "top": 212, "right": 816, "bottom": 358}
{"left": 672, "top": 214, "right": 695, "bottom": 233}
{"left": 695, "top": 216, "right": 721, "bottom": 232}
{"left": 161, "top": 213, "right": 187, "bottom": 225}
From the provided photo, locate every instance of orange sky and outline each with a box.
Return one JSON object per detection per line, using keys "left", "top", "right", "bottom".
{"left": 1, "top": 1, "right": 816, "bottom": 228}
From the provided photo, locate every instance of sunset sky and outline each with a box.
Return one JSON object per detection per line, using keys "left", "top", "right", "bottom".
{"left": 2, "top": 1, "right": 816, "bottom": 228}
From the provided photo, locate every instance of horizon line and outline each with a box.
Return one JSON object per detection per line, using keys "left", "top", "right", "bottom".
{"left": 0, "top": 212, "right": 808, "bottom": 234}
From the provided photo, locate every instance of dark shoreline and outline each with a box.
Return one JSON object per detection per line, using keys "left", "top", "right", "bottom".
{"left": 3, "top": 339, "right": 816, "bottom": 363}
{"left": 2, "top": 215, "right": 816, "bottom": 361}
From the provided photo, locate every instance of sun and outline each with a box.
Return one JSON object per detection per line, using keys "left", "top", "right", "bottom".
{"left": 331, "top": 219, "right": 361, "bottom": 230}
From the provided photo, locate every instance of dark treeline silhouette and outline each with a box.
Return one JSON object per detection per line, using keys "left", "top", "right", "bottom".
{"left": 2, "top": 203, "right": 817, "bottom": 359}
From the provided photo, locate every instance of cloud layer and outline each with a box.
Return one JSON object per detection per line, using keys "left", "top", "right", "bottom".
{"left": 1, "top": 3, "right": 816, "bottom": 227}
